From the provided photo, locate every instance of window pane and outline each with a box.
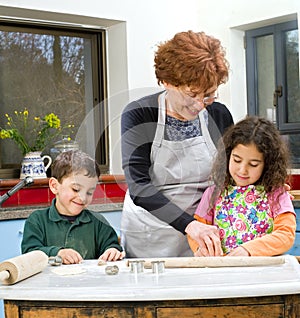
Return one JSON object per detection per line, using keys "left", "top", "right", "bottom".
{"left": 0, "top": 27, "right": 99, "bottom": 169}
{"left": 286, "top": 29, "right": 300, "bottom": 124}
{"left": 284, "top": 134, "right": 300, "bottom": 168}
{"left": 256, "top": 35, "right": 276, "bottom": 122}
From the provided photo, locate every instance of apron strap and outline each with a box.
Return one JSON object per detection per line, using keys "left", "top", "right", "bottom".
{"left": 200, "top": 109, "right": 217, "bottom": 156}
{"left": 152, "top": 92, "right": 167, "bottom": 147}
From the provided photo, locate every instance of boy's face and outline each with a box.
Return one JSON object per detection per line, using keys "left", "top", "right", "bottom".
{"left": 49, "top": 172, "right": 98, "bottom": 216}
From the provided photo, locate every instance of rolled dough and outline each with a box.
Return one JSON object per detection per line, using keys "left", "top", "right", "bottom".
{"left": 51, "top": 266, "right": 86, "bottom": 276}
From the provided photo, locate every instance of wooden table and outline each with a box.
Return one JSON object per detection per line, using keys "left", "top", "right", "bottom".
{"left": 4, "top": 295, "right": 300, "bottom": 318}
{"left": 2, "top": 256, "right": 300, "bottom": 318}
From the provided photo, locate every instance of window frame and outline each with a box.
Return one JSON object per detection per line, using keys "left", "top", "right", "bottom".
{"left": 0, "top": 20, "right": 109, "bottom": 173}
{"left": 245, "top": 20, "right": 300, "bottom": 168}
{"left": 246, "top": 20, "right": 299, "bottom": 133}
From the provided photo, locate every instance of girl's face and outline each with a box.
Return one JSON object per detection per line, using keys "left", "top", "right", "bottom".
{"left": 229, "top": 143, "right": 264, "bottom": 187}
{"left": 49, "top": 172, "right": 98, "bottom": 216}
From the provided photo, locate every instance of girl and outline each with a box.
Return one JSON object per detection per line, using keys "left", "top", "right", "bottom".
{"left": 188, "top": 116, "right": 296, "bottom": 256}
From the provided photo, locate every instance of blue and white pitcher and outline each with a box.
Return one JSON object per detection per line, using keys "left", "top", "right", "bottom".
{"left": 20, "top": 151, "right": 52, "bottom": 179}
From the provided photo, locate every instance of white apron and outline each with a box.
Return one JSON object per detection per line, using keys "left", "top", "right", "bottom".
{"left": 121, "top": 92, "right": 217, "bottom": 257}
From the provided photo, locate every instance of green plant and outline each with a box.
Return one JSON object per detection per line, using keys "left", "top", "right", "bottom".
{"left": 0, "top": 109, "right": 74, "bottom": 155}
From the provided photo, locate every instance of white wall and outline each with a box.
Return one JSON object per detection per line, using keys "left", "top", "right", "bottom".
{"left": 0, "top": 0, "right": 299, "bottom": 173}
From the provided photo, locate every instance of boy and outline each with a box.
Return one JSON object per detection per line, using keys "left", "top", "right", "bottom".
{"left": 21, "top": 150, "right": 124, "bottom": 264}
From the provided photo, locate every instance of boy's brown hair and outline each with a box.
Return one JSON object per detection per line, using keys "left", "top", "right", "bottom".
{"left": 51, "top": 150, "right": 100, "bottom": 183}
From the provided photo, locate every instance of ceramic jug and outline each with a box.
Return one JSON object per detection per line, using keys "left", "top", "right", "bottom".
{"left": 20, "top": 151, "right": 52, "bottom": 179}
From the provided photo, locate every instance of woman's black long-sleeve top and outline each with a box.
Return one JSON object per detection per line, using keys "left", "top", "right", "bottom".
{"left": 121, "top": 91, "right": 234, "bottom": 234}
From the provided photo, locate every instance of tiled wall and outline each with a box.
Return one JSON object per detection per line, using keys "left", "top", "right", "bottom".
{"left": 0, "top": 174, "right": 299, "bottom": 209}
{"left": 0, "top": 176, "right": 127, "bottom": 208}
{"left": 291, "top": 174, "right": 300, "bottom": 190}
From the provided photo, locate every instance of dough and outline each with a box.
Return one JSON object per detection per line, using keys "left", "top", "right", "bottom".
{"left": 51, "top": 266, "right": 86, "bottom": 276}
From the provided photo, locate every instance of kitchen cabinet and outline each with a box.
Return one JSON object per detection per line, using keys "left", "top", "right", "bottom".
{"left": 4, "top": 295, "right": 300, "bottom": 318}
{"left": 0, "top": 219, "right": 25, "bottom": 262}
{"left": 1, "top": 208, "right": 300, "bottom": 318}
{"left": 2, "top": 256, "right": 300, "bottom": 318}
{"left": 287, "top": 208, "right": 300, "bottom": 255}
{"left": 0, "top": 219, "right": 25, "bottom": 318}
{"left": 0, "top": 210, "right": 122, "bottom": 262}
{"left": 0, "top": 210, "right": 121, "bottom": 318}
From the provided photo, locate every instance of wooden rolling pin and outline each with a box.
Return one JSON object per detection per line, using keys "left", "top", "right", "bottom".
{"left": 0, "top": 250, "right": 48, "bottom": 285}
{"left": 126, "top": 256, "right": 285, "bottom": 269}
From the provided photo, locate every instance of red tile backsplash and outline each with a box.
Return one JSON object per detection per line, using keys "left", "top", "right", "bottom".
{"left": 18, "top": 187, "right": 49, "bottom": 206}
{"left": 291, "top": 175, "right": 300, "bottom": 190}
{"left": 0, "top": 173, "right": 298, "bottom": 209}
{"left": 0, "top": 175, "right": 127, "bottom": 208}
{"left": 105, "top": 183, "right": 127, "bottom": 198}
{"left": 0, "top": 190, "right": 19, "bottom": 207}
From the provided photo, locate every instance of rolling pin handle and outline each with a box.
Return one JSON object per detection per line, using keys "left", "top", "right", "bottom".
{"left": 0, "top": 270, "right": 10, "bottom": 282}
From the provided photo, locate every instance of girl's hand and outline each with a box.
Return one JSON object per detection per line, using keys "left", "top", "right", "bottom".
{"left": 99, "top": 248, "right": 125, "bottom": 261}
{"left": 227, "top": 246, "right": 250, "bottom": 256}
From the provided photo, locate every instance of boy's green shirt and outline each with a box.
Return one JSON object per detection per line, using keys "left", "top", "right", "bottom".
{"left": 21, "top": 199, "right": 122, "bottom": 258}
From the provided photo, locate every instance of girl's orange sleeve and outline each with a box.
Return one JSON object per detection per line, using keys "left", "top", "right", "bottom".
{"left": 241, "top": 212, "right": 296, "bottom": 256}
{"left": 187, "top": 215, "right": 212, "bottom": 253}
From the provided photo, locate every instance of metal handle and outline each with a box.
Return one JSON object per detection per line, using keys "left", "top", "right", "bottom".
{"left": 273, "top": 85, "right": 282, "bottom": 107}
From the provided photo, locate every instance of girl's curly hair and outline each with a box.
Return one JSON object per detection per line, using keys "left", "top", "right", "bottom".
{"left": 211, "top": 116, "right": 290, "bottom": 206}
{"left": 154, "top": 30, "right": 229, "bottom": 94}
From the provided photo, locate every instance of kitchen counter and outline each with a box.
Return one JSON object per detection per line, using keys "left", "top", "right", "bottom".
{"left": 1, "top": 200, "right": 299, "bottom": 220}
{"left": 1, "top": 255, "right": 300, "bottom": 317}
{"left": 293, "top": 199, "right": 300, "bottom": 208}
{"left": 0, "top": 203, "right": 123, "bottom": 221}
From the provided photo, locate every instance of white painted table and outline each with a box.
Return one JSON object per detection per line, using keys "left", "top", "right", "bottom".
{"left": 1, "top": 255, "right": 300, "bottom": 318}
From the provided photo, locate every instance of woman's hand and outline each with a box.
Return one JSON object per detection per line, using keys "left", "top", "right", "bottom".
{"left": 284, "top": 183, "right": 294, "bottom": 200}
{"left": 185, "top": 220, "right": 223, "bottom": 256}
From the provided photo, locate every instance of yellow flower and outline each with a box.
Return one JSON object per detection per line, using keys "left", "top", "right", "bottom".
{"left": 45, "top": 113, "right": 61, "bottom": 129}
{"left": 0, "top": 129, "right": 12, "bottom": 138}
{"left": 0, "top": 108, "right": 74, "bottom": 155}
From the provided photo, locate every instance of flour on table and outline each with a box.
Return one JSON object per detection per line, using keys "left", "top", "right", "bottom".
{"left": 51, "top": 266, "right": 86, "bottom": 276}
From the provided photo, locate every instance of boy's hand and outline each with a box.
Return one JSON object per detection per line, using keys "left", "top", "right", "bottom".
{"left": 57, "top": 248, "right": 83, "bottom": 264}
{"left": 99, "top": 248, "right": 125, "bottom": 261}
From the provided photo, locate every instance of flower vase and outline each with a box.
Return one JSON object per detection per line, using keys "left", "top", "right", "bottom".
{"left": 20, "top": 151, "right": 52, "bottom": 179}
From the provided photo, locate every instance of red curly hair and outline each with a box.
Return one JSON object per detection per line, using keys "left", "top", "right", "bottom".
{"left": 154, "top": 30, "right": 229, "bottom": 94}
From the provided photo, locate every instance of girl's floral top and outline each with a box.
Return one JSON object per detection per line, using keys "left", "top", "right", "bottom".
{"left": 213, "top": 185, "right": 273, "bottom": 254}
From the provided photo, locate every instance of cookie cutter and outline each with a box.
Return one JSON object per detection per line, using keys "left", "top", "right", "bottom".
{"left": 151, "top": 260, "right": 165, "bottom": 274}
{"left": 128, "top": 260, "right": 145, "bottom": 274}
{"left": 48, "top": 255, "right": 62, "bottom": 266}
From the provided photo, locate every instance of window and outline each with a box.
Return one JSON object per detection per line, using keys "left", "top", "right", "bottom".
{"left": 0, "top": 21, "right": 108, "bottom": 176}
{"left": 246, "top": 20, "right": 300, "bottom": 167}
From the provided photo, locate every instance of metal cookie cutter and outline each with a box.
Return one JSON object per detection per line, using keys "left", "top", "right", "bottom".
{"left": 128, "top": 260, "right": 145, "bottom": 274}
{"left": 151, "top": 260, "right": 165, "bottom": 274}
{"left": 105, "top": 265, "right": 119, "bottom": 275}
{"left": 48, "top": 255, "right": 63, "bottom": 266}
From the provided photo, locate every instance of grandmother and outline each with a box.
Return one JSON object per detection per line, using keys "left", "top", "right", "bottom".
{"left": 120, "top": 30, "right": 234, "bottom": 257}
